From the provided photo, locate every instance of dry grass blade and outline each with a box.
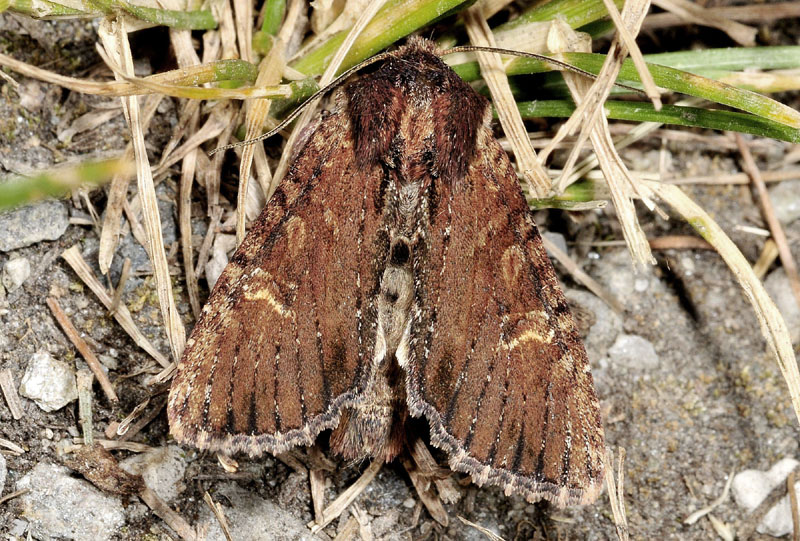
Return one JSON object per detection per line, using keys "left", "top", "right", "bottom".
{"left": 272, "top": 0, "right": 388, "bottom": 186}
{"left": 668, "top": 168, "right": 800, "bottom": 186}
{"left": 410, "top": 438, "right": 460, "bottom": 504}
{"left": 650, "top": 0, "right": 757, "bottom": 46}
{"left": 547, "top": 21, "right": 655, "bottom": 266}
{"left": 401, "top": 455, "right": 448, "bottom": 526}
{"left": 684, "top": 468, "right": 734, "bottom": 524}
{"left": 61, "top": 246, "right": 169, "bottom": 367}
{"left": 76, "top": 369, "right": 95, "bottom": 445}
{"left": 600, "top": 0, "right": 661, "bottom": 108}
{"left": 644, "top": 2, "right": 800, "bottom": 29}
{"left": 203, "top": 491, "right": 234, "bottom": 541}
{"left": 646, "top": 181, "right": 800, "bottom": 427}
{"left": 236, "top": 39, "right": 286, "bottom": 245}
{"left": 753, "top": 239, "right": 780, "bottom": 280}
{"left": 458, "top": 516, "right": 506, "bottom": 540}
{"left": 648, "top": 235, "right": 714, "bottom": 251}
{"left": 179, "top": 150, "right": 202, "bottom": 319}
{"left": 46, "top": 297, "right": 118, "bottom": 403}
{"left": 110, "top": 257, "right": 132, "bottom": 314}
{"left": 99, "top": 19, "right": 186, "bottom": 363}
{"left": 541, "top": 235, "right": 624, "bottom": 313}
{"left": 464, "top": 7, "right": 550, "bottom": 197}
{"left": 0, "top": 369, "right": 24, "bottom": 420}
{"left": 140, "top": 487, "right": 197, "bottom": 541}
{"left": 0, "top": 489, "right": 29, "bottom": 506}
{"left": 0, "top": 438, "right": 25, "bottom": 455}
{"left": 789, "top": 470, "right": 800, "bottom": 541}
{"left": 115, "top": 398, "right": 150, "bottom": 436}
{"left": 605, "top": 448, "right": 629, "bottom": 541}
{"left": 308, "top": 460, "right": 382, "bottom": 533}
{"left": 333, "top": 516, "right": 360, "bottom": 541}
{"left": 736, "top": 134, "right": 800, "bottom": 312}
{"left": 152, "top": 110, "right": 229, "bottom": 182}
{"left": 118, "top": 398, "right": 167, "bottom": 442}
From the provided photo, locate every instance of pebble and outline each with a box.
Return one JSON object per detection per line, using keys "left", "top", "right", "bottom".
{"left": 18, "top": 352, "right": 78, "bottom": 412}
{"left": 120, "top": 445, "right": 186, "bottom": 503}
{"left": 565, "top": 289, "right": 623, "bottom": 361}
{"left": 199, "top": 482, "right": 315, "bottom": 541}
{"left": 0, "top": 200, "right": 69, "bottom": 252}
{"left": 768, "top": 179, "right": 800, "bottom": 225}
{"left": 732, "top": 458, "right": 800, "bottom": 537}
{"left": 16, "top": 462, "right": 125, "bottom": 540}
{"left": 607, "top": 334, "right": 660, "bottom": 370}
{"left": 2, "top": 257, "right": 31, "bottom": 292}
{"left": 764, "top": 268, "right": 800, "bottom": 344}
{"left": 591, "top": 249, "right": 667, "bottom": 308}
{"left": 542, "top": 231, "right": 568, "bottom": 256}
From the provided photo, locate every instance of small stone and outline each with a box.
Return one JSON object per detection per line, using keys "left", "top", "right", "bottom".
{"left": 199, "top": 483, "right": 315, "bottom": 541}
{"left": 564, "top": 289, "right": 623, "bottom": 361}
{"left": 18, "top": 352, "right": 78, "bottom": 412}
{"left": 0, "top": 200, "right": 69, "bottom": 252}
{"left": 120, "top": 445, "right": 186, "bottom": 503}
{"left": 402, "top": 497, "right": 416, "bottom": 508}
{"left": 765, "top": 268, "right": 800, "bottom": 344}
{"left": 542, "top": 231, "right": 568, "bottom": 256}
{"left": 9, "top": 519, "right": 28, "bottom": 537}
{"left": 634, "top": 278, "right": 649, "bottom": 292}
{"left": 16, "top": 462, "right": 125, "bottom": 540}
{"left": 732, "top": 458, "right": 800, "bottom": 537}
{"left": 2, "top": 257, "right": 31, "bottom": 291}
{"left": 607, "top": 334, "right": 660, "bottom": 370}
{"left": 768, "top": 179, "right": 800, "bottom": 224}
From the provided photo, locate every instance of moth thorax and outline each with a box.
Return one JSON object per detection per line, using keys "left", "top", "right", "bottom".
{"left": 377, "top": 239, "right": 414, "bottom": 357}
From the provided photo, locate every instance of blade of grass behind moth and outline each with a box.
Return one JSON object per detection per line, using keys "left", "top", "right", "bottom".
{"left": 651, "top": 0, "right": 756, "bottom": 47}
{"left": 152, "top": 110, "right": 229, "bottom": 180}
{"left": 463, "top": 7, "right": 551, "bottom": 197}
{"left": 99, "top": 95, "right": 162, "bottom": 275}
{"left": 98, "top": 19, "right": 186, "bottom": 362}
{"left": 237, "top": 38, "right": 286, "bottom": 245}
{"left": 233, "top": 0, "right": 254, "bottom": 62}
{"left": 645, "top": 180, "right": 800, "bottom": 427}
{"left": 600, "top": 0, "right": 660, "bottom": 108}
{"left": 563, "top": 97, "right": 705, "bottom": 188}
{"left": 543, "top": 0, "right": 651, "bottom": 190}
{"left": 551, "top": 20, "right": 654, "bottom": 266}
{"left": 272, "top": 0, "right": 388, "bottom": 186}
{"left": 180, "top": 146, "right": 202, "bottom": 319}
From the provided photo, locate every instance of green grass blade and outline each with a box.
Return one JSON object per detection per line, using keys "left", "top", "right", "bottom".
{"left": 0, "top": 160, "right": 131, "bottom": 212}
{"left": 290, "top": 0, "right": 474, "bottom": 77}
{"left": 495, "top": 0, "right": 623, "bottom": 32}
{"left": 515, "top": 100, "right": 800, "bottom": 142}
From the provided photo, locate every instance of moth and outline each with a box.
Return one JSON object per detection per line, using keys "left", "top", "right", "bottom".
{"left": 168, "top": 37, "right": 605, "bottom": 508}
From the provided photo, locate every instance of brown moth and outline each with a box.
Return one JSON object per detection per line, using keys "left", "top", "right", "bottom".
{"left": 168, "top": 37, "right": 605, "bottom": 507}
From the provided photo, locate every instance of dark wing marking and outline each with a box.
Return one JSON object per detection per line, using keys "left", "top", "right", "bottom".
{"left": 168, "top": 98, "right": 390, "bottom": 457}
{"left": 405, "top": 117, "right": 605, "bottom": 507}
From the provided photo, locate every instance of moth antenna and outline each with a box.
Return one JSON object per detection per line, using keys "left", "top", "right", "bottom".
{"left": 209, "top": 50, "right": 398, "bottom": 156}
{"left": 442, "top": 45, "right": 645, "bottom": 95}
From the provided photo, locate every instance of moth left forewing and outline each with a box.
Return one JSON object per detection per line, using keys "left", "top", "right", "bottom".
{"left": 405, "top": 120, "right": 605, "bottom": 507}
{"left": 168, "top": 103, "right": 390, "bottom": 457}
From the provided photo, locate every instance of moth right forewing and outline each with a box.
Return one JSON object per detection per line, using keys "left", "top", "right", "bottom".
{"left": 168, "top": 102, "right": 391, "bottom": 456}
{"left": 407, "top": 120, "right": 605, "bottom": 507}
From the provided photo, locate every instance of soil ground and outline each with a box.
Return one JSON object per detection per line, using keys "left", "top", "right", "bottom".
{"left": 0, "top": 9, "right": 799, "bottom": 541}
